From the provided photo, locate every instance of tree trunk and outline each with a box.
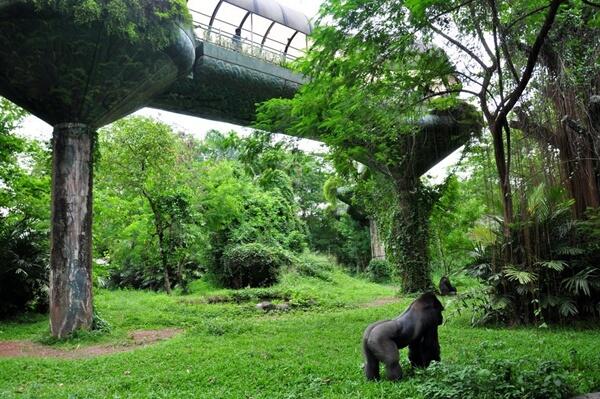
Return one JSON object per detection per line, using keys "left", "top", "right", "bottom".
{"left": 49, "top": 123, "right": 94, "bottom": 338}
{"left": 369, "top": 219, "right": 386, "bottom": 260}
{"left": 157, "top": 229, "right": 172, "bottom": 295}
{"left": 389, "top": 180, "right": 433, "bottom": 293}
{"left": 144, "top": 192, "right": 173, "bottom": 294}
{"left": 490, "top": 121, "right": 514, "bottom": 238}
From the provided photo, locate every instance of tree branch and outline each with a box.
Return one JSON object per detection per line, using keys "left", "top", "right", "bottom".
{"left": 470, "top": 3, "right": 496, "bottom": 62}
{"left": 431, "top": 0, "right": 478, "bottom": 21}
{"left": 582, "top": 0, "right": 600, "bottom": 8}
{"left": 429, "top": 24, "right": 490, "bottom": 70}
{"left": 410, "top": 89, "right": 482, "bottom": 107}
{"left": 506, "top": 4, "right": 551, "bottom": 31}
{"left": 498, "top": 0, "right": 565, "bottom": 120}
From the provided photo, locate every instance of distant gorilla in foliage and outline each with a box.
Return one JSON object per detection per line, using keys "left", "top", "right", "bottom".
{"left": 362, "top": 292, "right": 443, "bottom": 381}
{"left": 439, "top": 276, "right": 457, "bottom": 296}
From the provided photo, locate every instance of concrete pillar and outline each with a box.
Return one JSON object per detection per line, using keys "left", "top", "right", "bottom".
{"left": 369, "top": 219, "right": 386, "bottom": 260}
{"left": 49, "top": 123, "right": 94, "bottom": 338}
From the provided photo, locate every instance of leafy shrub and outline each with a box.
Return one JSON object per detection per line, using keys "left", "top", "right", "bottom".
{"left": 91, "top": 309, "right": 112, "bottom": 333}
{"left": 294, "top": 253, "right": 334, "bottom": 281}
{"left": 285, "top": 230, "right": 308, "bottom": 253}
{"left": 366, "top": 259, "right": 393, "bottom": 283}
{"left": 419, "top": 359, "right": 573, "bottom": 399}
{"left": 219, "top": 243, "right": 291, "bottom": 289}
{"left": 0, "top": 219, "right": 49, "bottom": 318}
{"left": 201, "top": 287, "right": 319, "bottom": 310}
{"left": 229, "top": 287, "right": 291, "bottom": 302}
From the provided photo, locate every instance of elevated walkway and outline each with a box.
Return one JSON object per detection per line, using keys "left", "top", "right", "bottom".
{"left": 150, "top": 0, "right": 309, "bottom": 126}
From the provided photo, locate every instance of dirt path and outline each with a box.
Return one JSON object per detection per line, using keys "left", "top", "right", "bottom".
{"left": 360, "top": 296, "right": 402, "bottom": 308}
{"left": 0, "top": 328, "right": 182, "bottom": 359}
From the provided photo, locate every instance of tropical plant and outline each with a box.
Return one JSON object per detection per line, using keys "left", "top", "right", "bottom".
{"left": 465, "top": 183, "right": 600, "bottom": 325}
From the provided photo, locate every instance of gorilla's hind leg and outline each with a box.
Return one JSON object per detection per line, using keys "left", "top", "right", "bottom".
{"left": 363, "top": 346, "right": 381, "bottom": 380}
{"left": 376, "top": 340, "right": 402, "bottom": 381}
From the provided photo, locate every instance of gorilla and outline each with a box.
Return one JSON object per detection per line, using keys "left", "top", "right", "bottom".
{"left": 439, "top": 276, "right": 457, "bottom": 296}
{"left": 362, "top": 292, "right": 443, "bottom": 381}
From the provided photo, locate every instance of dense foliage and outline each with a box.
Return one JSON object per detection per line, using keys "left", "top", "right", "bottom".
{"left": 257, "top": 0, "right": 599, "bottom": 318}
{"left": 0, "top": 99, "right": 50, "bottom": 318}
{"left": 94, "top": 121, "right": 369, "bottom": 292}
{"left": 256, "top": 0, "right": 483, "bottom": 292}
{"left": 31, "top": 0, "right": 191, "bottom": 49}
{"left": 96, "top": 117, "right": 204, "bottom": 293}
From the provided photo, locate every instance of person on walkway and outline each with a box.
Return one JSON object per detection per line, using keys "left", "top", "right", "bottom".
{"left": 232, "top": 28, "right": 242, "bottom": 51}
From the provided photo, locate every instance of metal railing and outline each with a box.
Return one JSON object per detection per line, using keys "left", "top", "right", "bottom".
{"left": 189, "top": 9, "right": 306, "bottom": 66}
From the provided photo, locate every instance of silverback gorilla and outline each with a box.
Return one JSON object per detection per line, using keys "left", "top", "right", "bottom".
{"left": 362, "top": 292, "right": 443, "bottom": 381}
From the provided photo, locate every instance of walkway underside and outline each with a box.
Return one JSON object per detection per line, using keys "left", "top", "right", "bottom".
{"left": 150, "top": 41, "right": 303, "bottom": 126}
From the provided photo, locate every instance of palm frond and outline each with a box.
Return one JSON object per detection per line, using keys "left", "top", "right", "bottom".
{"left": 503, "top": 265, "right": 537, "bottom": 285}
{"left": 536, "top": 260, "right": 568, "bottom": 272}
{"left": 562, "top": 267, "right": 599, "bottom": 297}
{"left": 528, "top": 183, "right": 548, "bottom": 219}
{"left": 559, "top": 299, "right": 579, "bottom": 317}
{"left": 554, "top": 246, "right": 584, "bottom": 256}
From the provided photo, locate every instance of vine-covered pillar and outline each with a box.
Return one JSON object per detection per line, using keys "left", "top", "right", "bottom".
{"left": 388, "top": 178, "right": 434, "bottom": 293}
{"left": 369, "top": 219, "right": 386, "bottom": 260}
{"left": 49, "top": 123, "right": 94, "bottom": 338}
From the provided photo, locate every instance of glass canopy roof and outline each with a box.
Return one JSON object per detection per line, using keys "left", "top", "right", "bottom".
{"left": 187, "top": 0, "right": 313, "bottom": 61}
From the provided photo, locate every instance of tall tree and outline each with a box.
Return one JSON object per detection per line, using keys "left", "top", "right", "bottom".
{"left": 509, "top": 2, "right": 600, "bottom": 217}
{"left": 98, "top": 116, "right": 197, "bottom": 294}
{"left": 257, "top": 3, "right": 481, "bottom": 292}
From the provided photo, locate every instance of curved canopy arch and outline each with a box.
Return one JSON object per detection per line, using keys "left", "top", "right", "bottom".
{"left": 189, "top": 0, "right": 313, "bottom": 62}
{"left": 219, "top": 0, "right": 313, "bottom": 35}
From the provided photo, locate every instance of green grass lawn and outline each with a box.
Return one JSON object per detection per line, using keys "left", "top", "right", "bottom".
{"left": 1, "top": 262, "right": 599, "bottom": 398}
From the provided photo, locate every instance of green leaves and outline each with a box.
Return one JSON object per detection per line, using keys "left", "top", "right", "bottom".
{"left": 96, "top": 116, "right": 204, "bottom": 291}
{"left": 503, "top": 265, "right": 537, "bottom": 285}
{"left": 538, "top": 260, "right": 568, "bottom": 272}
{"left": 562, "top": 267, "right": 600, "bottom": 297}
{"left": 405, "top": 0, "right": 440, "bottom": 22}
{"left": 31, "top": 0, "right": 191, "bottom": 49}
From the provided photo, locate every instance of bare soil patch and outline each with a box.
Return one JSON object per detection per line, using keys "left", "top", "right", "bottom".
{"left": 360, "top": 297, "right": 401, "bottom": 308}
{"left": 0, "top": 328, "right": 182, "bottom": 359}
